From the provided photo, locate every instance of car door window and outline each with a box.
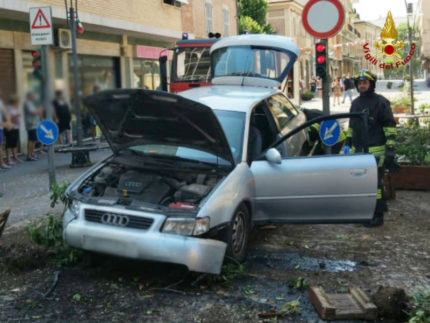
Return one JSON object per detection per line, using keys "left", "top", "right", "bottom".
{"left": 248, "top": 102, "right": 279, "bottom": 162}
{"left": 267, "top": 94, "right": 298, "bottom": 130}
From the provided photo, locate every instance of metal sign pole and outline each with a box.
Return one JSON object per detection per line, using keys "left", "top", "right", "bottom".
{"left": 321, "top": 38, "right": 330, "bottom": 115}
{"left": 321, "top": 38, "right": 331, "bottom": 154}
{"left": 69, "top": 6, "right": 83, "bottom": 147}
{"left": 42, "top": 45, "right": 56, "bottom": 186}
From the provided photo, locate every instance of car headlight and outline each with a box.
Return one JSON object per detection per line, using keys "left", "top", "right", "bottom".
{"left": 193, "top": 217, "right": 210, "bottom": 235}
{"left": 68, "top": 200, "right": 81, "bottom": 218}
{"left": 162, "top": 217, "right": 210, "bottom": 236}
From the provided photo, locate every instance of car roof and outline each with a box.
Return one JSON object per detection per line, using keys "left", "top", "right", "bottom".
{"left": 178, "top": 85, "right": 278, "bottom": 113}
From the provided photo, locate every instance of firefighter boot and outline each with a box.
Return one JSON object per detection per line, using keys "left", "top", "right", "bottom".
{"left": 363, "top": 213, "right": 384, "bottom": 227}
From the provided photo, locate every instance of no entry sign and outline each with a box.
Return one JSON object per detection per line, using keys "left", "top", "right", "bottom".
{"left": 302, "top": 0, "right": 345, "bottom": 38}
{"left": 29, "top": 7, "right": 53, "bottom": 45}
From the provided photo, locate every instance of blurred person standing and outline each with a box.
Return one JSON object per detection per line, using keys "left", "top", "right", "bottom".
{"left": 0, "top": 91, "right": 13, "bottom": 169}
{"left": 332, "top": 77, "right": 341, "bottom": 107}
{"left": 24, "top": 92, "right": 44, "bottom": 161}
{"left": 53, "top": 90, "right": 72, "bottom": 145}
{"left": 341, "top": 72, "right": 353, "bottom": 104}
{"left": 4, "top": 96, "right": 22, "bottom": 164}
{"left": 89, "top": 83, "right": 101, "bottom": 141}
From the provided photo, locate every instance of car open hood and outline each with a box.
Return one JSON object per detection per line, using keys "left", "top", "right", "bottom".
{"left": 210, "top": 34, "right": 299, "bottom": 88}
{"left": 84, "top": 89, "right": 235, "bottom": 166}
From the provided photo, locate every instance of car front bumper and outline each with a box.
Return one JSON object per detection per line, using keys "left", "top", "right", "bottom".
{"left": 63, "top": 208, "right": 227, "bottom": 274}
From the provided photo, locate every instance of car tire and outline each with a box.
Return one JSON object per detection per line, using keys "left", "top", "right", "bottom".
{"left": 226, "top": 204, "right": 250, "bottom": 263}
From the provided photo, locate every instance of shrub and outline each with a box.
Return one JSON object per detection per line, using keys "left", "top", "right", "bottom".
{"left": 408, "top": 288, "right": 430, "bottom": 323}
{"left": 403, "top": 74, "right": 410, "bottom": 81}
{"left": 396, "top": 126, "right": 430, "bottom": 165}
{"left": 301, "top": 91, "right": 314, "bottom": 101}
{"left": 387, "top": 81, "right": 393, "bottom": 89}
{"left": 419, "top": 103, "right": 430, "bottom": 115}
{"left": 391, "top": 96, "right": 412, "bottom": 108}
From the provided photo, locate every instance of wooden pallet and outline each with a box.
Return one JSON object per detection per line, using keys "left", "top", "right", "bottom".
{"left": 309, "top": 286, "right": 377, "bottom": 321}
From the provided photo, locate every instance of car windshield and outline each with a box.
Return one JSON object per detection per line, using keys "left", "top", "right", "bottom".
{"left": 213, "top": 110, "right": 245, "bottom": 163}
{"left": 172, "top": 46, "right": 211, "bottom": 82}
{"left": 212, "top": 46, "right": 292, "bottom": 81}
{"left": 128, "top": 110, "right": 245, "bottom": 165}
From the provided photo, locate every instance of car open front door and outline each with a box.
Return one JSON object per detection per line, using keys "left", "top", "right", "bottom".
{"left": 251, "top": 113, "right": 377, "bottom": 224}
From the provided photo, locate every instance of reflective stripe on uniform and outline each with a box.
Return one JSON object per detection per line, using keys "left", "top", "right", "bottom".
{"left": 369, "top": 145, "right": 386, "bottom": 156}
{"left": 377, "top": 188, "right": 382, "bottom": 199}
{"left": 346, "top": 128, "right": 353, "bottom": 137}
{"left": 386, "top": 139, "right": 396, "bottom": 147}
{"left": 383, "top": 126, "right": 397, "bottom": 136}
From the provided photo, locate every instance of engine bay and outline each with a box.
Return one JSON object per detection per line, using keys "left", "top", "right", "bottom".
{"left": 77, "top": 162, "right": 223, "bottom": 209}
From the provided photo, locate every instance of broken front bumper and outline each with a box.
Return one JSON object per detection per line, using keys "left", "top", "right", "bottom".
{"left": 63, "top": 208, "right": 227, "bottom": 274}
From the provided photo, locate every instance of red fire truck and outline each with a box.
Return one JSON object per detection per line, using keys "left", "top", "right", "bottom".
{"left": 160, "top": 38, "right": 219, "bottom": 93}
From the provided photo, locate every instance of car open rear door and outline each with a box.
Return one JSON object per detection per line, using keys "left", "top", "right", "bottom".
{"left": 251, "top": 113, "right": 377, "bottom": 223}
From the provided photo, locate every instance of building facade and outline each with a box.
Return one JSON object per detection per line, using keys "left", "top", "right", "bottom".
{"left": 267, "top": 0, "right": 312, "bottom": 104}
{"left": 354, "top": 20, "right": 382, "bottom": 78}
{"left": 0, "top": 0, "right": 237, "bottom": 152}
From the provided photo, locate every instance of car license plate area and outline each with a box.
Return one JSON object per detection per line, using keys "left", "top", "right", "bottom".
{"left": 83, "top": 235, "right": 138, "bottom": 258}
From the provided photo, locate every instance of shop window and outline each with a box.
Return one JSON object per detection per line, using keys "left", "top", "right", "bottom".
{"left": 133, "top": 59, "right": 160, "bottom": 90}
{"left": 22, "top": 51, "right": 42, "bottom": 104}
{"left": 68, "top": 55, "right": 117, "bottom": 137}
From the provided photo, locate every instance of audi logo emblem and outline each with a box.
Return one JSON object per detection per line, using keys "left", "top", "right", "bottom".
{"left": 101, "top": 213, "right": 130, "bottom": 227}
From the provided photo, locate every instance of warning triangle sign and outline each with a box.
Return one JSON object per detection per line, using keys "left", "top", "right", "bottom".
{"left": 32, "top": 9, "right": 51, "bottom": 29}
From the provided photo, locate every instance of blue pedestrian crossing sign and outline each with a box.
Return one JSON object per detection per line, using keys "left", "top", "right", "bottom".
{"left": 37, "top": 120, "right": 58, "bottom": 145}
{"left": 319, "top": 119, "right": 340, "bottom": 147}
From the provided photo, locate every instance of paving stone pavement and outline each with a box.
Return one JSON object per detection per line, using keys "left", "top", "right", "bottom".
{"left": 0, "top": 147, "right": 112, "bottom": 228}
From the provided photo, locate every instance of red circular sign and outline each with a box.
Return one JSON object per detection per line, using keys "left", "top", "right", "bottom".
{"left": 302, "top": 0, "right": 345, "bottom": 38}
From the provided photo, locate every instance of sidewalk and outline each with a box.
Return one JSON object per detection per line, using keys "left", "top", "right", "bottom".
{"left": 299, "top": 78, "right": 430, "bottom": 114}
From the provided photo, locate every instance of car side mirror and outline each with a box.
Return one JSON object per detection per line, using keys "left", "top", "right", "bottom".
{"left": 265, "top": 148, "right": 282, "bottom": 164}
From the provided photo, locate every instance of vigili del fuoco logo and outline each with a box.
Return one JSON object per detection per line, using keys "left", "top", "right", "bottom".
{"left": 362, "top": 11, "right": 416, "bottom": 70}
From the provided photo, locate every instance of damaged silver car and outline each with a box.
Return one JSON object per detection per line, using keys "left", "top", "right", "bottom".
{"left": 63, "top": 35, "right": 377, "bottom": 274}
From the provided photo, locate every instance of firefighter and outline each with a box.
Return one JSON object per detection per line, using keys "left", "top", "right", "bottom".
{"left": 346, "top": 69, "right": 397, "bottom": 227}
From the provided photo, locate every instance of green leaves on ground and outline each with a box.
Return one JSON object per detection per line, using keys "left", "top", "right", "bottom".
{"left": 408, "top": 288, "right": 430, "bottom": 323}
{"left": 280, "top": 300, "right": 301, "bottom": 314}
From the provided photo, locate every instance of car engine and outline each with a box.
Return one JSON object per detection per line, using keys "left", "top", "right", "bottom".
{"left": 77, "top": 163, "right": 221, "bottom": 208}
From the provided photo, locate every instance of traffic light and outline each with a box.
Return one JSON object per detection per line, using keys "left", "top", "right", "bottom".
{"left": 31, "top": 49, "right": 43, "bottom": 80}
{"left": 315, "top": 42, "right": 327, "bottom": 78}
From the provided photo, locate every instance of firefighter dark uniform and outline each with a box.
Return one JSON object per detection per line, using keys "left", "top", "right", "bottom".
{"left": 346, "top": 70, "right": 397, "bottom": 227}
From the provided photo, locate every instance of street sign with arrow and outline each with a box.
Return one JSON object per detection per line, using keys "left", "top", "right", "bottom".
{"left": 319, "top": 119, "right": 341, "bottom": 146}
{"left": 37, "top": 120, "right": 58, "bottom": 145}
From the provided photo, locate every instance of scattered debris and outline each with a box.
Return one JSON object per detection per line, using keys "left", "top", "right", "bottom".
{"left": 309, "top": 286, "right": 377, "bottom": 320}
{"left": 43, "top": 270, "right": 61, "bottom": 297}
{"left": 0, "top": 209, "right": 11, "bottom": 238}
{"left": 371, "top": 286, "right": 409, "bottom": 321}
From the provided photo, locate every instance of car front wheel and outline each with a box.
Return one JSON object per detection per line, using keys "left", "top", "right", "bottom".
{"left": 226, "top": 204, "right": 250, "bottom": 263}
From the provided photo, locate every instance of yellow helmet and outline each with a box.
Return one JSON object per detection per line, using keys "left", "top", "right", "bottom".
{"left": 353, "top": 69, "right": 377, "bottom": 82}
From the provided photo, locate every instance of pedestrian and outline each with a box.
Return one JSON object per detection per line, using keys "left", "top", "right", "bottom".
{"left": 24, "top": 92, "right": 44, "bottom": 161}
{"left": 4, "top": 95, "right": 23, "bottom": 164}
{"left": 89, "top": 83, "right": 101, "bottom": 141}
{"left": 310, "top": 76, "right": 317, "bottom": 93}
{"left": 332, "top": 77, "right": 341, "bottom": 107}
{"left": 341, "top": 72, "right": 353, "bottom": 104}
{"left": 346, "top": 69, "right": 397, "bottom": 227}
{"left": 316, "top": 76, "right": 322, "bottom": 98}
{"left": 53, "top": 90, "right": 72, "bottom": 145}
{"left": 0, "top": 91, "right": 13, "bottom": 169}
